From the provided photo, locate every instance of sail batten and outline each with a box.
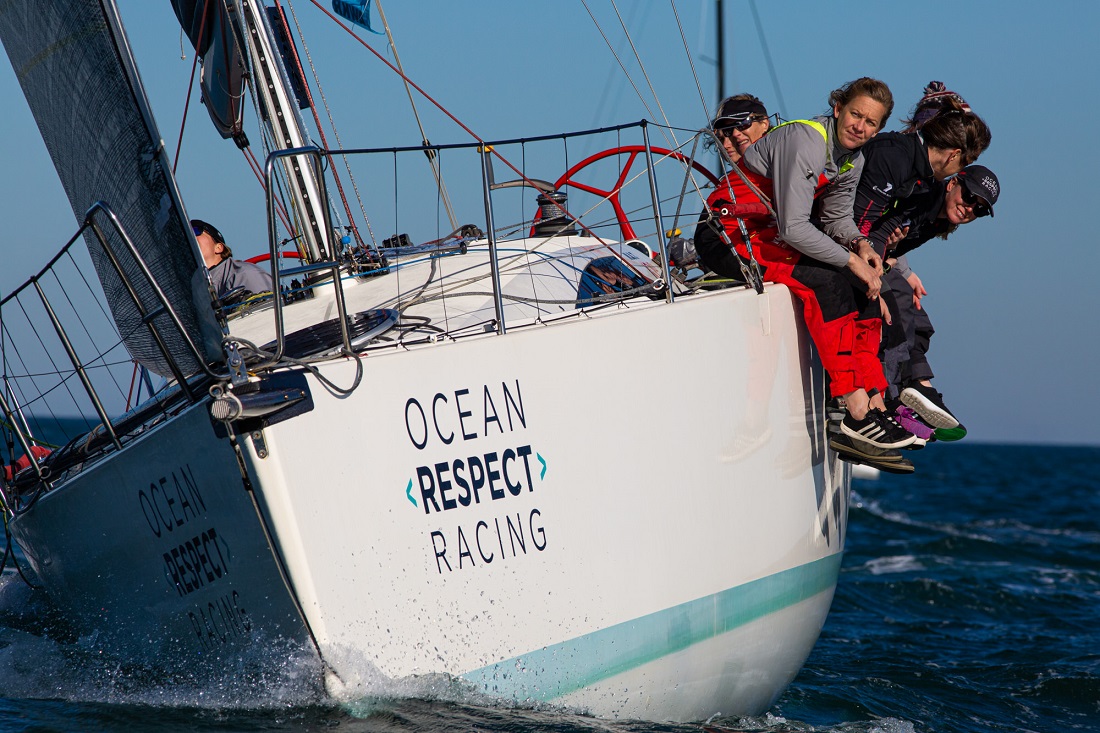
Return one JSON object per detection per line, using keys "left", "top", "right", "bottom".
{"left": 0, "top": 0, "right": 222, "bottom": 380}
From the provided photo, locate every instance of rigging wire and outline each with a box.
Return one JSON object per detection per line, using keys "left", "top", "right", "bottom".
{"left": 283, "top": 0, "right": 379, "bottom": 247}
{"left": 373, "top": 0, "right": 459, "bottom": 232}
{"left": 242, "top": 142, "right": 295, "bottom": 233}
{"left": 239, "top": 40, "right": 309, "bottom": 252}
{"left": 171, "top": 2, "right": 209, "bottom": 175}
{"left": 747, "top": 0, "right": 788, "bottom": 120}
{"left": 578, "top": 0, "right": 675, "bottom": 150}
{"left": 47, "top": 269, "right": 128, "bottom": 405}
{"left": 0, "top": 324, "right": 75, "bottom": 438}
{"left": 259, "top": 3, "right": 349, "bottom": 242}
{"left": 12, "top": 299, "right": 87, "bottom": 423}
{"left": 587, "top": 0, "right": 644, "bottom": 133}
{"left": 306, "top": 0, "right": 620, "bottom": 256}
{"left": 608, "top": 0, "right": 678, "bottom": 147}
{"left": 669, "top": 0, "right": 710, "bottom": 123}
{"left": 274, "top": 0, "right": 372, "bottom": 248}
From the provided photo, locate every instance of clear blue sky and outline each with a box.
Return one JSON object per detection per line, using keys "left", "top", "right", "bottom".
{"left": 2, "top": 1, "right": 1097, "bottom": 446}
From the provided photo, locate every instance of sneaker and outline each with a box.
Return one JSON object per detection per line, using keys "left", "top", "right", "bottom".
{"left": 892, "top": 404, "right": 936, "bottom": 442}
{"left": 934, "top": 423, "right": 968, "bottom": 442}
{"left": 900, "top": 383, "right": 960, "bottom": 430}
{"left": 841, "top": 408, "right": 917, "bottom": 450}
{"left": 829, "top": 434, "right": 915, "bottom": 474}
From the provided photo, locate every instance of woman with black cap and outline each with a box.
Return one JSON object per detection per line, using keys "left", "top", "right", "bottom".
{"left": 191, "top": 218, "right": 274, "bottom": 300}
{"left": 709, "top": 93, "right": 771, "bottom": 163}
{"left": 878, "top": 164, "right": 1000, "bottom": 444}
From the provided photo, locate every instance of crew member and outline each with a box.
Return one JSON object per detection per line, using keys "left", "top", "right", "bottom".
{"left": 191, "top": 219, "right": 273, "bottom": 299}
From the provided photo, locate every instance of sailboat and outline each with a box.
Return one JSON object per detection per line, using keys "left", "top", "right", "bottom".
{"left": 0, "top": 0, "right": 849, "bottom": 722}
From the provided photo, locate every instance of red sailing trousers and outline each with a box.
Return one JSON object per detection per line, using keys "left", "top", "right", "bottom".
{"left": 707, "top": 169, "right": 885, "bottom": 398}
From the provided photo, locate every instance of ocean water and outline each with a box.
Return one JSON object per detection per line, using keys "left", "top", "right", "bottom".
{"left": 0, "top": 443, "right": 1096, "bottom": 732}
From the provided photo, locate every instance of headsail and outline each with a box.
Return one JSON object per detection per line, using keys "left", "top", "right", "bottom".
{"left": 0, "top": 0, "right": 222, "bottom": 379}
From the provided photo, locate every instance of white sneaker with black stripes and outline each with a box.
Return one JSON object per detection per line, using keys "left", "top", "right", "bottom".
{"left": 841, "top": 408, "right": 917, "bottom": 450}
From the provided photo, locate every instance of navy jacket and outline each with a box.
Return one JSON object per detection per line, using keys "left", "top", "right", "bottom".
{"left": 853, "top": 132, "right": 935, "bottom": 255}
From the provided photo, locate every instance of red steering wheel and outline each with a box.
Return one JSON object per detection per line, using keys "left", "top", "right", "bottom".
{"left": 245, "top": 251, "right": 303, "bottom": 264}
{"left": 532, "top": 145, "right": 721, "bottom": 241}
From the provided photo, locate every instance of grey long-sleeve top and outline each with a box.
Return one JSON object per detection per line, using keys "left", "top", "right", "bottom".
{"left": 740, "top": 115, "right": 864, "bottom": 268}
{"left": 208, "top": 257, "right": 274, "bottom": 298}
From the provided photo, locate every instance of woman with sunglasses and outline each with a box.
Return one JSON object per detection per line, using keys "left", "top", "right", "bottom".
{"left": 191, "top": 218, "right": 274, "bottom": 300}
{"left": 877, "top": 165, "right": 1000, "bottom": 444}
{"left": 685, "top": 94, "right": 772, "bottom": 273}
{"left": 709, "top": 94, "right": 771, "bottom": 163}
{"left": 695, "top": 77, "right": 922, "bottom": 465}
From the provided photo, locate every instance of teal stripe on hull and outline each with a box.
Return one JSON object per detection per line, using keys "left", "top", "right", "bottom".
{"left": 462, "top": 552, "right": 843, "bottom": 701}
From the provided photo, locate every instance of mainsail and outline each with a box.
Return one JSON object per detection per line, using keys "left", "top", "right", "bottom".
{"left": 0, "top": 0, "right": 222, "bottom": 379}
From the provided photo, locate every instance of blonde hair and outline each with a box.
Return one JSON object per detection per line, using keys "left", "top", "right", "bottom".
{"left": 828, "top": 77, "right": 894, "bottom": 126}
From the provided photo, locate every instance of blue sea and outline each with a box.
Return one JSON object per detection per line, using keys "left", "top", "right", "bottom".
{"left": 0, "top": 443, "right": 1096, "bottom": 732}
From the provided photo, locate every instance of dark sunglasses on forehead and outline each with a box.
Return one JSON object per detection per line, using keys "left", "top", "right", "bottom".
{"left": 959, "top": 184, "right": 992, "bottom": 218}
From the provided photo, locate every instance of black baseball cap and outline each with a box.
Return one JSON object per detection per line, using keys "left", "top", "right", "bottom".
{"left": 190, "top": 219, "right": 233, "bottom": 256}
{"left": 713, "top": 97, "right": 768, "bottom": 127}
{"left": 956, "top": 165, "right": 1000, "bottom": 217}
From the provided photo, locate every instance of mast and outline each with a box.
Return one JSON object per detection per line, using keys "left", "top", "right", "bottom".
{"left": 232, "top": 0, "right": 331, "bottom": 263}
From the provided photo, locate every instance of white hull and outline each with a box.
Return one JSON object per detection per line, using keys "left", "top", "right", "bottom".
{"left": 236, "top": 283, "right": 848, "bottom": 719}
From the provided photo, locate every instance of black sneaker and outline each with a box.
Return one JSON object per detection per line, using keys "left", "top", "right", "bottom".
{"left": 900, "top": 383, "right": 960, "bottom": 430}
{"left": 841, "top": 408, "right": 917, "bottom": 449}
{"left": 829, "top": 434, "right": 915, "bottom": 474}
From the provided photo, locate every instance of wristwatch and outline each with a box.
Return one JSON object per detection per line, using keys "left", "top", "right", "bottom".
{"left": 849, "top": 237, "right": 871, "bottom": 252}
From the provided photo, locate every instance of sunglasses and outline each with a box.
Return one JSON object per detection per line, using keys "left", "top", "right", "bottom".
{"left": 714, "top": 114, "right": 762, "bottom": 137}
{"left": 192, "top": 221, "right": 226, "bottom": 243}
{"left": 959, "top": 184, "right": 991, "bottom": 218}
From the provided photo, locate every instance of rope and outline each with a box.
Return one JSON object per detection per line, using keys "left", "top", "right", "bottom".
{"left": 225, "top": 335, "right": 364, "bottom": 396}
{"left": 0, "top": 420, "right": 59, "bottom": 450}
{"left": 125, "top": 361, "right": 140, "bottom": 412}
